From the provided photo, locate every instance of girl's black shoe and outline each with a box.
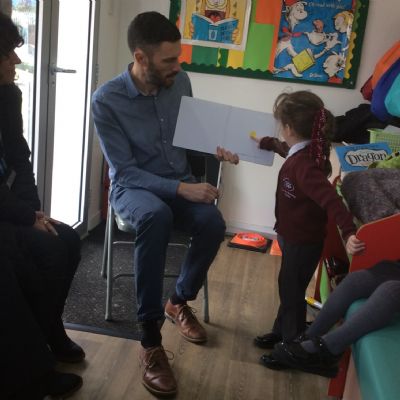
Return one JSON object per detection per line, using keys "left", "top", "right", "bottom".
{"left": 253, "top": 332, "right": 282, "bottom": 349}
{"left": 260, "top": 353, "right": 289, "bottom": 370}
{"left": 271, "top": 337, "right": 342, "bottom": 378}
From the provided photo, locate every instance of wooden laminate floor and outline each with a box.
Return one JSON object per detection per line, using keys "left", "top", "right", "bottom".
{"left": 60, "top": 239, "right": 331, "bottom": 400}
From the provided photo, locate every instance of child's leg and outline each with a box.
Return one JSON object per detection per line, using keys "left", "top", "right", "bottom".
{"left": 322, "top": 280, "right": 400, "bottom": 354}
{"left": 306, "top": 268, "right": 389, "bottom": 339}
{"left": 272, "top": 238, "right": 323, "bottom": 341}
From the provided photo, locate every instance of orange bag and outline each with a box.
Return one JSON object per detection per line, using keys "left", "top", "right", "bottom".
{"left": 371, "top": 40, "right": 400, "bottom": 89}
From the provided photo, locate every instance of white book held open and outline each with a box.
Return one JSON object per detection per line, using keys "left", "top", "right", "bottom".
{"left": 173, "top": 96, "right": 277, "bottom": 166}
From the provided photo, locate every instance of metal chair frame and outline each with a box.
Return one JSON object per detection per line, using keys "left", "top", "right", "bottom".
{"left": 101, "top": 199, "right": 209, "bottom": 322}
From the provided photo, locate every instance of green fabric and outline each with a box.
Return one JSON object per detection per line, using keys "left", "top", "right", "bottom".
{"left": 319, "top": 262, "right": 331, "bottom": 304}
{"left": 217, "top": 49, "right": 229, "bottom": 68}
{"left": 249, "top": 0, "right": 258, "bottom": 22}
{"left": 242, "top": 23, "right": 274, "bottom": 71}
{"left": 369, "top": 151, "right": 400, "bottom": 169}
{"left": 347, "top": 300, "right": 400, "bottom": 400}
{"left": 191, "top": 46, "right": 219, "bottom": 66}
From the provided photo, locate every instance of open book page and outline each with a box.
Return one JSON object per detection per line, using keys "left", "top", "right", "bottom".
{"left": 173, "top": 97, "right": 277, "bottom": 166}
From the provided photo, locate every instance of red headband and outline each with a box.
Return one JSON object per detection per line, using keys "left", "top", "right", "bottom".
{"left": 310, "top": 108, "right": 327, "bottom": 169}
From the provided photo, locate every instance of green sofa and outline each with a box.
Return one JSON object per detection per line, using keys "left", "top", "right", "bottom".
{"left": 347, "top": 300, "right": 400, "bottom": 400}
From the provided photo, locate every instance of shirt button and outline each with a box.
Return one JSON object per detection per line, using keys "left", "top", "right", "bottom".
{"left": 160, "top": 118, "right": 164, "bottom": 122}
{"left": 169, "top": 161, "right": 174, "bottom": 165}
{"left": 163, "top": 139, "right": 167, "bottom": 144}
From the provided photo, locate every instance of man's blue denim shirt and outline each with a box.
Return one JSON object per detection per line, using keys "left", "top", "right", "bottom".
{"left": 92, "top": 64, "right": 194, "bottom": 199}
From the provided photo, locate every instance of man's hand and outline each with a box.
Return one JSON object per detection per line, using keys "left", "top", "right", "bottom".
{"left": 216, "top": 146, "right": 239, "bottom": 164}
{"left": 34, "top": 211, "right": 60, "bottom": 236}
{"left": 345, "top": 234, "right": 365, "bottom": 255}
{"left": 177, "top": 182, "right": 219, "bottom": 204}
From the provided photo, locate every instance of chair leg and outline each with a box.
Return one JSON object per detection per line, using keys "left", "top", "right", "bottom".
{"left": 101, "top": 215, "right": 109, "bottom": 278}
{"left": 203, "top": 275, "right": 209, "bottom": 323}
{"left": 105, "top": 205, "right": 115, "bottom": 321}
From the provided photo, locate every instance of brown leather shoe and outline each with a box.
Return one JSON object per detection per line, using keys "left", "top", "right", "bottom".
{"left": 165, "top": 300, "right": 207, "bottom": 343}
{"left": 139, "top": 346, "right": 177, "bottom": 397}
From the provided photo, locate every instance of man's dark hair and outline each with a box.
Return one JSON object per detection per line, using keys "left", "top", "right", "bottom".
{"left": 127, "top": 11, "right": 181, "bottom": 54}
{"left": 0, "top": 12, "right": 24, "bottom": 60}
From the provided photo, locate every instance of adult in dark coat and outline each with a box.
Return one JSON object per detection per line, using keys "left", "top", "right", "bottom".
{"left": 0, "top": 223, "right": 83, "bottom": 399}
{"left": 0, "top": 12, "right": 83, "bottom": 398}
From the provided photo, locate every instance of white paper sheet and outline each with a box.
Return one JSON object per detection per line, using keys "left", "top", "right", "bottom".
{"left": 173, "top": 96, "right": 277, "bottom": 166}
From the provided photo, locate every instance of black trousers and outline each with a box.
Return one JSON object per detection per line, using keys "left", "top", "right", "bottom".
{"left": 272, "top": 236, "right": 323, "bottom": 341}
{"left": 14, "top": 222, "right": 81, "bottom": 346}
{"left": 0, "top": 222, "right": 80, "bottom": 397}
{"left": 0, "top": 254, "right": 55, "bottom": 398}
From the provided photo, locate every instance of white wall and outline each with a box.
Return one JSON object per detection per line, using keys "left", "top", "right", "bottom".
{"left": 87, "top": 0, "right": 121, "bottom": 229}
{"left": 89, "top": 0, "right": 400, "bottom": 235}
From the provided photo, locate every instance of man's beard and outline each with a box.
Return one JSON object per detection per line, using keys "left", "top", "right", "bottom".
{"left": 146, "top": 62, "right": 178, "bottom": 88}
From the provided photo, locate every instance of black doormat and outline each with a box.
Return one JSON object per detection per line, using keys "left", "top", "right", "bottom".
{"left": 63, "top": 222, "right": 186, "bottom": 340}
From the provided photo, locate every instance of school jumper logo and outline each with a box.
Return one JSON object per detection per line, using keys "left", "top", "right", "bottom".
{"left": 282, "top": 177, "right": 296, "bottom": 198}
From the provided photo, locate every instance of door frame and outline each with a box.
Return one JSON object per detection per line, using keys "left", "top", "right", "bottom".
{"left": 34, "top": 0, "right": 100, "bottom": 236}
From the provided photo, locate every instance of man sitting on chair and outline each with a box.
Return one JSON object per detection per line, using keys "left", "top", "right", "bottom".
{"left": 92, "top": 11, "right": 238, "bottom": 397}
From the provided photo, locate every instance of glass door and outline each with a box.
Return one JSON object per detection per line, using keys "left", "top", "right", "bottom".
{"left": 37, "top": 0, "right": 98, "bottom": 234}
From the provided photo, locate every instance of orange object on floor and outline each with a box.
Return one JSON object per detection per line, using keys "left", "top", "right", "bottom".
{"left": 228, "top": 232, "right": 270, "bottom": 253}
{"left": 269, "top": 239, "right": 282, "bottom": 256}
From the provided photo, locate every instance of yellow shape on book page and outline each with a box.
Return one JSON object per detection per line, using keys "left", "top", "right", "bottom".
{"left": 249, "top": 131, "right": 257, "bottom": 138}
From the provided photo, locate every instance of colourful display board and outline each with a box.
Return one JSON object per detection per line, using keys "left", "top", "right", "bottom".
{"left": 170, "top": 0, "right": 369, "bottom": 88}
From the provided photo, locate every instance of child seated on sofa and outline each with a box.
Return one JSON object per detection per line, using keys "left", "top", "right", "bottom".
{"left": 268, "top": 259, "right": 400, "bottom": 377}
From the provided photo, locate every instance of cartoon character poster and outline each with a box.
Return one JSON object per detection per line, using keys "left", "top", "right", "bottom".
{"left": 273, "top": 0, "right": 356, "bottom": 84}
{"left": 179, "top": 0, "right": 252, "bottom": 51}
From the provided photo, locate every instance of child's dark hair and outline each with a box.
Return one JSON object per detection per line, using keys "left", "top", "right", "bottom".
{"left": 0, "top": 12, "right": 24, "bottom": 60}
{"left": 127, "top": 11, "right": 181, "bottom": 55}
{"left": 273, "top": 90, "right": 334, "bottom": 177}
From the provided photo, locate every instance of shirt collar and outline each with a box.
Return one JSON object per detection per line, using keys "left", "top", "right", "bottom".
{"left": 122, "top": 63, "right": 141, "bottom": 98}
{"left": 287, "top": 140, "right": 311, "bottom": 158}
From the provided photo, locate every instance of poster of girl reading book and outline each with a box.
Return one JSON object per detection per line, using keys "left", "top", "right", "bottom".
{"left": 273, "top": 0, "right": 355, "bottom": 84}
{"left": 179, "top": 0, "right": 252, "bottom": 51}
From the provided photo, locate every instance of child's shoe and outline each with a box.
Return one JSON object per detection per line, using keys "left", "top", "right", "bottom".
{"left": 271, "top": 337, "right": 342, "bottom": 378}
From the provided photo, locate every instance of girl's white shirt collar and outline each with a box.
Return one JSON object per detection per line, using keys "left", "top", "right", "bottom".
{"left": 287, "top": 140, "right": 311, "bottom": 159}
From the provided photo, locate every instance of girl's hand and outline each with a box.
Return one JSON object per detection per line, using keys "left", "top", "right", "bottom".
{"left": 345, "top": 234, "right": 365, "bottom": 255}
{"left": 250, "top": 134, "right": 261, "bottom": 145}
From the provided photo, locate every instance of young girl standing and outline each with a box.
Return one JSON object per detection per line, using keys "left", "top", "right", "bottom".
{"left": 251, "top": 91, "right": 365, "bottom": 366}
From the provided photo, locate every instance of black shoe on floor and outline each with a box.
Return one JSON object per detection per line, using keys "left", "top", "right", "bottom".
{"left": 272, "top": 337, "right": 341, "bottom": 378}
{"left": 10, "top": 371, "right": 83, "bottom": 400}
{"left": 260, "top": 353, "right": 289, "bottom": 370}
{"left": 51, "top": 338, "right": 86, "bottom": 363}
{"left": 253, "top": 332, "right": 282, "bottom": 349}
{"left": 41, "top": 370, "right": 83, "bottom": 398}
